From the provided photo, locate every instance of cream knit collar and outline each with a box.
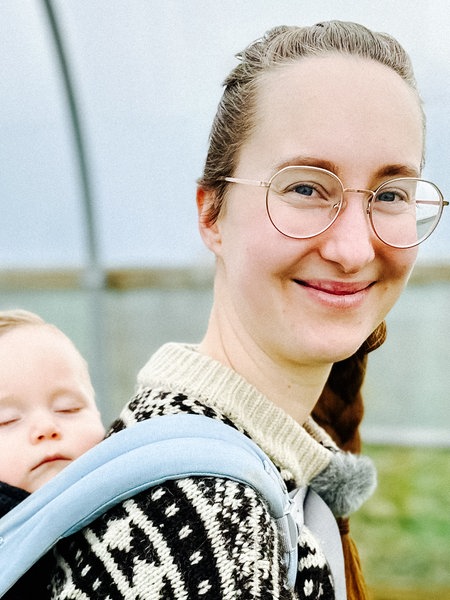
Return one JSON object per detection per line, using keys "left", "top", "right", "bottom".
{"left": 137, "top": 342, "right": 334, "bottom": 487}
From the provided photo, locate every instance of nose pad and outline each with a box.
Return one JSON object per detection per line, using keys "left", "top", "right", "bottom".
{"left": 320, "top": 190, "right": 376, "bottom": 272}
{"left": 337, "top": 190, "right": 374, "bottom": 231}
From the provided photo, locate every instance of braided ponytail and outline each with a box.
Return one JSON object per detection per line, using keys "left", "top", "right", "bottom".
{"left": 312, "top": 321, "right": 387, "bottom": 599}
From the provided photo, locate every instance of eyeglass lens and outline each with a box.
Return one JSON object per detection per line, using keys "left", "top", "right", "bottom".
{"left": 266, "top": 167, "right": 443, "bottom": 248}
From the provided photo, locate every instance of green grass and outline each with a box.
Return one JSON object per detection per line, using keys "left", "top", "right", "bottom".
{"left": 351, "top": 445, "right": 450, "bottom": 591}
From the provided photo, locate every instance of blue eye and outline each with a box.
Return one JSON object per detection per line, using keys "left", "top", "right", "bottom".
{"left": 377, "top": 191, "right": 397, "bottom": 203}
{"left": 293, "top": 184, "right": 315, "bottom": 196}
{"left": 375, "top": 188, "right": 410, "bottom": 204}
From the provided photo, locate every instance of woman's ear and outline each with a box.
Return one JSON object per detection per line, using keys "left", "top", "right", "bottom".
{"left": 196, "top": 186, "right": 222, "bottom": 253}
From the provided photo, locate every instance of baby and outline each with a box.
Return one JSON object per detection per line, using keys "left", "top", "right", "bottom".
{"left": 0, "top": 309, "right": 105, "bottom": 506}
{"left": 0, "top": 309, "right": 106, "bottom": 598}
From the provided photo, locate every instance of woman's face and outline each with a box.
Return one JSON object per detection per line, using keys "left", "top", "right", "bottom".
{"left": 200, "top": 55, "right": 423, "bottom": 366}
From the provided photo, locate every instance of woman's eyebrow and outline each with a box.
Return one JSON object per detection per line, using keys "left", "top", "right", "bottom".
{"left": 273, "top": 157, "right": 421, "bottom": 179}
{"left": 374, "top": 164, "right": 421, "bottom": 179}
{"left": 274, "top": 156, "right": 340, "bottom": 173}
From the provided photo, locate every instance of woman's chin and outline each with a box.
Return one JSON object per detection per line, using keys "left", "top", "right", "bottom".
{"left": 309, "top": 337, "right": 371, "bottom": 365}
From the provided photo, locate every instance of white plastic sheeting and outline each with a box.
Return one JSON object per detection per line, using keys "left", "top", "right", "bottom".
{"left": 1, "top": 0, "right": 450, "bottom": 269}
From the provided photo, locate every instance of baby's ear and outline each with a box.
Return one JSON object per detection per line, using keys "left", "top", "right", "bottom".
{"left": 196, "top": 187, "right": 222, "bottom": 253}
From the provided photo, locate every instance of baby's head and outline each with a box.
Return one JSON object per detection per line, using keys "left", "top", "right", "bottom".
{"left": 0, "top": 309, "right": 105, "bottom": 492}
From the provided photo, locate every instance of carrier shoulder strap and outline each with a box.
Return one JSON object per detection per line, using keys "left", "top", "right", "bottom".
{"left": 0, "top": 414, "right": 296, "bottom": 595}
{"left": 0, "top": 414, "right": 346, "bottom": 598}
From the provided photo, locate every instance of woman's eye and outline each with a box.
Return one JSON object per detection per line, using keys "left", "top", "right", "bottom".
{"left": 282, "top": 181, "right": 333, "bottom": 207}
{"left": 377, "top": 191, "right": 395, "bottom": 202}
{"left": 376, "top": 190, "right": 408, "bottom": 203}
{"left": 292, "top": 184, "right": 315, "bottom": 196}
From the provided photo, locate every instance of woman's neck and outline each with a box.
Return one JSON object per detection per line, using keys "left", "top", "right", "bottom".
{"left": 198, "top": 307, "right": 332, "bottom": 425}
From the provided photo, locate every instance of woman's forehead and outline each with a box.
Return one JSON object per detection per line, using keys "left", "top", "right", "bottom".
{"left": 241, "top": 55, "right": 423, "bottom": 174}
{"left": 257, "top": 55, "right": 421, "bottom": 126}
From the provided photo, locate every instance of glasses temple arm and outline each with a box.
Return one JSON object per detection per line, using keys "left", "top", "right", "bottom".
{"left": 222, "top": 176, "right": 269, "bottom": 188}
{"left": 415, "top": 200, "right": 449, "bottom": 206}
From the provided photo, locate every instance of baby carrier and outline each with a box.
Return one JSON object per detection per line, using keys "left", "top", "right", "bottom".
{"left": 0, "top": 414, "right": 346, "bottom": 598}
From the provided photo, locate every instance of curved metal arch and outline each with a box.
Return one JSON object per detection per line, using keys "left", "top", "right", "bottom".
{"left": 41, "top": 0, "right": 107, "bottom": 411}
{"left": 41, "top": 0, "right": 101, "bottom": 284}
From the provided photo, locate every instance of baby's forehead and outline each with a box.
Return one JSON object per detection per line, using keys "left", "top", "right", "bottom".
{"left": 0, "top": 323, "right": 73, "bottom": 355}
{"left": 0, "top": 324, "right": 93, "bottom": 386}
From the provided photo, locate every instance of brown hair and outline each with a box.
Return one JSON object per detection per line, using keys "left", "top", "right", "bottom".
{"left": 311, "top": 322, "right": 387, "bottom": 599}
{"left": 198, "top": 20, "right": 423, "bottom": 224}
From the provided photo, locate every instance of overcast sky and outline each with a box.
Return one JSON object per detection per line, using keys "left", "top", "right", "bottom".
{"left": 1, "top": 0, "right": 450, "bottom": 268}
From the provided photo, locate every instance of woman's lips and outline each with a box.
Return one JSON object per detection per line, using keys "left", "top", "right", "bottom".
{"left": 294, "top": 279, "right": 374, "bottom": 307}
{"left": 297, "top": 279, "right": 374, "bottom": 294}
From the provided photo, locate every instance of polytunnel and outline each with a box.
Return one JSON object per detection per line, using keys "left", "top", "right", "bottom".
{"left": 0, "top": 3, "right": 449, "bottom": 596}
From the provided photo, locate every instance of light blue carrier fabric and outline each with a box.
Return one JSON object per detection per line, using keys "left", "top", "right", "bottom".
{"left": 0, "top": 414, "right": 346, "bottom": 598}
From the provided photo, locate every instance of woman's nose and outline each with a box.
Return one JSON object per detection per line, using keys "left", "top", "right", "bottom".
{"left": 318, "top": 192, "right": 376, "bottom": 273}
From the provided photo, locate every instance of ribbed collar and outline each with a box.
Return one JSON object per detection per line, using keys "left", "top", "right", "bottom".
{"left": 137, "top": 342, "right": 333, "bottom": 486}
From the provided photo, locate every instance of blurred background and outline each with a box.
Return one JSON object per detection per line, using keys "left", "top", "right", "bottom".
{"left": 1, "top": 1, "right": 449, "bottom": 597}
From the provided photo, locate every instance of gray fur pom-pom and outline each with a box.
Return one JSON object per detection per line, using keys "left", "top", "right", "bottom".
{"left": 309, "top": 452, "right": 377, "bottom": 517}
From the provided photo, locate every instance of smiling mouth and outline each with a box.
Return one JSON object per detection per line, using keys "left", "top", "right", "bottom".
{"left": 294, "top": 280, "right": 374, "bottom": 295}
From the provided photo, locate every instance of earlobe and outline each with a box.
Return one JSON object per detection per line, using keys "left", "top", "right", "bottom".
{"left": 196, "top": 187, "right": 222, "bottom": 252}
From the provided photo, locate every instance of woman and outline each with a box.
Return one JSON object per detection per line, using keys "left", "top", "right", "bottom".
{"left": 51, "top": 21, "right": 446, "bottom": 600}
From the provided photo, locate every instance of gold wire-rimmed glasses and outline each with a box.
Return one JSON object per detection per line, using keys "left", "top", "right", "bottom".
{"left": 222, "top": 165, "right": 448, "bottom": 249}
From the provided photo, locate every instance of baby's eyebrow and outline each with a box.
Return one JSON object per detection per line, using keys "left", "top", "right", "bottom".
{"left": 0, "top": 395, "right": 18, "bottom": 405}
{"left": 51, "top": 389, "right": 88, "bottom": 404}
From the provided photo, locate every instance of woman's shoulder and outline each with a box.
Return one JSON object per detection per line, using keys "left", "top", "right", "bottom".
{"left": 52, "top": 472, "right": 293, "bottom": 599}
{"left": 108, "top": 382, "right": 236, "bottom": 433}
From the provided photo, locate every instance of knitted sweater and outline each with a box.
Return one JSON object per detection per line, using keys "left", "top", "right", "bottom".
{"left": 50, "top": 343, "right": 376, "bottom": 600}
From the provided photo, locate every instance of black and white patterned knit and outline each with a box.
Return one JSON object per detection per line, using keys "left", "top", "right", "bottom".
{"left": 50, "top": 343, "right": 376, "bottom": 600}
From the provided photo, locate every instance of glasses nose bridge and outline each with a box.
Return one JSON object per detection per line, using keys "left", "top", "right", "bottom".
{"left": 341, "top": 187, "right": 375, "bottom": 214}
